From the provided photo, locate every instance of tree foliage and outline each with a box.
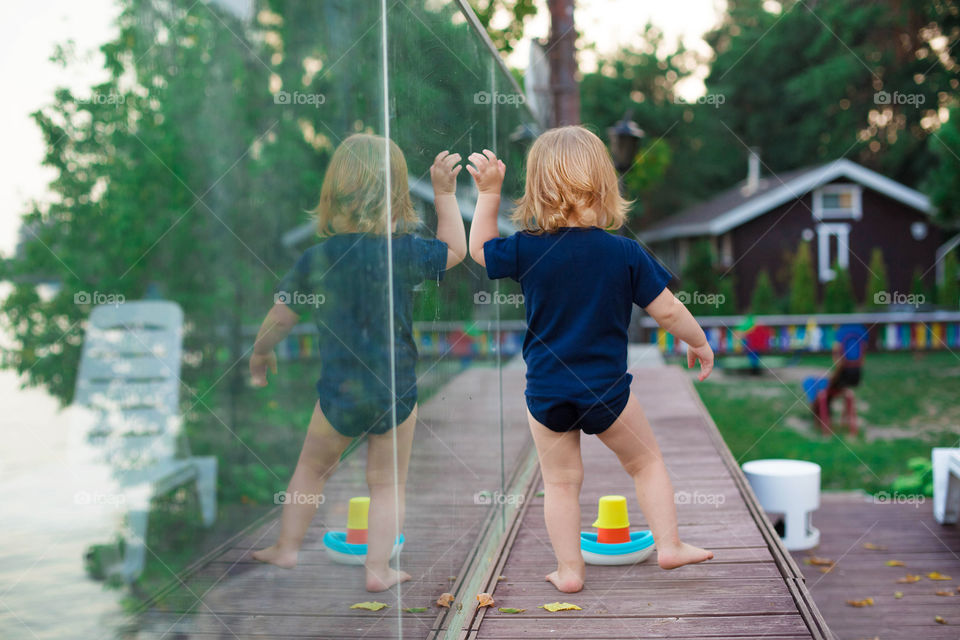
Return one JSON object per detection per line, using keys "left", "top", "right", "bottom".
{"left": 788, "top": 242, "right": 817, "bottom": 314}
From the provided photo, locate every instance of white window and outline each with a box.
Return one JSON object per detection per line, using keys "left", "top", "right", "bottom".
{"left": 816, "top": 223, "right": 851, "bottom": 282}
{"left": 813, "top": 184, "right": 862, "bottom": 220}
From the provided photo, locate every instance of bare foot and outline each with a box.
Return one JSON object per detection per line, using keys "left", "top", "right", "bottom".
{"left": 545, "top": 567, "right": 584, "bottom": 593}
{"left": 657, "top": 542, "right": 713, "bottom": 570}
{"left": 366, "top": 566, "right": 411, "bottom": 592}
{"left": 252, "top": 544, "right": 298, "bottom": 569}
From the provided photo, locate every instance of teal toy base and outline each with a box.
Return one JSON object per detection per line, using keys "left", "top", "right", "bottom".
{"left": 580, "top": 530, "right": 655, "bottom": 566}
{"left": 322, "top": 531, "right": 404, "bottom": 566}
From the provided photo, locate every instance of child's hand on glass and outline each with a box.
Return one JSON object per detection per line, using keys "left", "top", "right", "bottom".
{"left": 466, "top": 149, "right": 506, "bottom": 195}
{"left": 687, "top": 341, "right": 714, "bottom": 381}
{"left": 250, "top": 351, "right": 278, "bottom": 387}
{"left": 430, "top": 150, "right": 462, "bottom": 196}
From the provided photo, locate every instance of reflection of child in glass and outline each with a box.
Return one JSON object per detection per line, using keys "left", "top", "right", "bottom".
{"left": 468, "top": 126, "right": 714, "bottom": 594}
{"left": 249, "top": 134, "right": 466, "bottom": 591}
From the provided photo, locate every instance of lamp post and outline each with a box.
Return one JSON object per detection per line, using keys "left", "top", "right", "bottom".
{"left": 607, "top": 111, "right": 644, "bottom": 175}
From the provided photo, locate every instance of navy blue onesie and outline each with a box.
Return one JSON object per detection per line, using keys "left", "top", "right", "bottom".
{"left": 484, "top": 227, "right": 673, "bottom": 434}
{"left": 276, "top": 233, "right": 448, "bottom": 437}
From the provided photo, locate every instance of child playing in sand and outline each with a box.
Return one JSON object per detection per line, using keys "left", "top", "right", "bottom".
{"left": 249, "top": 134, "right": 466, "bottom": 591}
{"left": 467, "top": 126, "right": 715, "bottom": 594}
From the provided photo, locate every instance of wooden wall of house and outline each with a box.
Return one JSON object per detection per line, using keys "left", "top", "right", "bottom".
{"left": 730, "top": 182, "right": 944, "bottom": 307}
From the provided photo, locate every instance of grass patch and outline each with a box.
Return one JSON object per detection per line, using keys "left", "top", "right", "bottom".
{"left": 686, "top": 351, "right": 960, "bottom": 493}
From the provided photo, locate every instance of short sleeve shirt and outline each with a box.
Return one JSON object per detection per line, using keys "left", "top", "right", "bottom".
{"left": 483, "top": 227, "right": 673, "bottom": 400}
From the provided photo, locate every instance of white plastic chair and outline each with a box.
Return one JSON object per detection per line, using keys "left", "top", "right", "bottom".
{"left": 71, "top": 301, "right": 216, "bottom": 581}
{"left": 933, "top": 448, "right": 960, "bottom": 525}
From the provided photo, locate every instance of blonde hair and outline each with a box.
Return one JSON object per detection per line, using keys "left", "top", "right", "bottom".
{"left": 512, "top": 125, "right": 632, "bottom": 233}
{"left": 312, "top": 133, "right": 419, "bottom": 235}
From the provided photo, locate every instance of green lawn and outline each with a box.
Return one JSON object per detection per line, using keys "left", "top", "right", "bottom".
{"left": 683, "top": 351, "right": 960, "bottom": 493}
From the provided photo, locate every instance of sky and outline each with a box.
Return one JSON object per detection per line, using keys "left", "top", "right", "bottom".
{"left": 0, "top": 0, "right": 723, "bottom": 256}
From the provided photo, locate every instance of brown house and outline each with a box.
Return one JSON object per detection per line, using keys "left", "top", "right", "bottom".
{"left": 639, "top": 155, "right": 957, "bottom": 308}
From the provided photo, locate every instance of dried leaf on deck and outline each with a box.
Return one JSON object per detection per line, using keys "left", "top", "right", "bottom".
{"left": 935, "top": 615, "right": 947, "bottom": 625}
{"left": 402, "top": 607, "right": 428, "bottom": 613}
{"left": 863, "top": 542, "right": 888, "bottom": 550}
{"left": 350, "top": 602, "right": 389, "bottom": 611}
{"left": 498, "top": 607, "right": 525, "bottom": 614}
{"left": 885, "top": 560, "right": 906, "bottom": 567}
{"left": 540, "top": 602, "right": 582, "bottom": 612}
{"left": 935, "top": 590, "right": 955, "bottom": 597}
{"left": 818, "top": 565, "right": 835, "bottom": 574}
{"left": 845, "top": 597, "right": 874, "bottom": 607}
{"left": 805, "top": 556, "right": 835, "bottom": 566}
{"left": 436, "top": 593, "right": 455, "bottom": 608}
{"left": 894, "top": 591, "right": 903, "bottom": 599}
{"left": 476, "top": 593, "right": 495, "bottom": 608}
{"left": 896, "top": 574, "right": 923, "bottom": 584}
{"left": 927, "top": 572, "right": 952, "bottom": 581}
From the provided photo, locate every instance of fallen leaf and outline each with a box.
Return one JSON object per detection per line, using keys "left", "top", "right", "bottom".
{"left": 885, "top": 560, "right": 906, "bottom": 567}
{"left": 448, "top": 575, "right": 457, "bottom": 581}
{"left": 498, "top": 607, "right": 525, "bottom": 614}
{"left": 935, "top": 615, "right": 947, "bottom": 625}
{"left": 863, "top": 543, "right": 888, "bottom": 550}
{"left": 436, "top": 593, "right": 454, "bottom": 608}
{"left": 497, "top": 575, "right": 506, "bottom": 581}
{"left": 846, "top": 598, "right": 875, "bottom": 607}
{"left": 540, "top": 602, "right": 582, "bottom": 612}
{"left": 350, "top": 602, "right": 389, "bottom": 611}
{"left": 818, "top": 566, "right": 834, "bottom": 574}
{"left": 476, "top": 593, "right": 495, "bottom": 608}
{"left": 896, "top": 574, "right": 923, "bottom": 584}
{"left": 894, "top": 591, "right": 903, "bottom": 599}
{"left": 928, "top": 572, "right": 953, "bottom": 581}
{"left": 805, "top": 556, "right": 834, "bottom": 566}
{"left": 403, "top": 607, "right": 428, "bottom": 613}
{"left": 935, "top": 590, "right": 955, "bottom": 597}
{"left": 535, "top": 490, "right": 545, "bottom": 497}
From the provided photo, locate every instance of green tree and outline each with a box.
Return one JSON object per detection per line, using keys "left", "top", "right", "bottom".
{"left": 467, "top": 0, "right": 538, "bottom": 54}
{"left": 938, "top": 250, "right": 959, "bottom": 310}
{"left": 823, "top": 263, "right": 855, "bottom": 313}
{"left": 864, "top": 248, "right": 890, "bottom": 309}
{"left": 926, "top": 106, "right": 960, "bottom": 225}
{"left": 749, "top": 269, "right": 778, "bottom": 314}
{"left": 911, "top": 267, "right": 933, "bottom": 306}
{"left": 788, "top": 242, "right": 817, "bottom": 314}
{"left": 717, "top": 274, "right": 737, "bottom": 315}
{"left": 680, "top": 239, "right": 720, "bottom": 315}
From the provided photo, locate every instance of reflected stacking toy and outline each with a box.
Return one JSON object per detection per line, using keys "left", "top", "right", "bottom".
{"left": 580, "top": 495, "right": 655, "bottom": 565}
{"left": 323, "top": 497, "right": 404, "bottom": 565}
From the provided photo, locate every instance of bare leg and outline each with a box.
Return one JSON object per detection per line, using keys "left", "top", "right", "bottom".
{"left": 253, "top": 401, "right": 352, "bottom": 568}
{"left": 597, "top": 393, "right": 713, "bottom": 570}
{"left": 364, "top": 405, "right": 417, "bottom": 592}
{"left": 527, "top": 411, "right": 585, "bottom": 593}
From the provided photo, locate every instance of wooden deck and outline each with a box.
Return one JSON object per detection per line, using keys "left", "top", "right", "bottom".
{"left": 132, "top": 363, "right": 832, "bottom": 639}
{"left": 463, "top": 366, "right": 830, "bottom": 640}
{"left": 791, "top": 493, "right": 960, "bottom": 640}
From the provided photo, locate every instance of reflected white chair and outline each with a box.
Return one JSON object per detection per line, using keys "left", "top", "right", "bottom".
{"left": 71, "top": 301, "right": 217, "bottom": 581}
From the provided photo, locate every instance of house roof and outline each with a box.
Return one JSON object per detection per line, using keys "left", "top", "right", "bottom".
{"left": 638, "top": 158, "right": 931, "bottom": 243}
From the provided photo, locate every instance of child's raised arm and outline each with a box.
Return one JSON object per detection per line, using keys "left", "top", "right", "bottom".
{"left": 466, "top": 149, "right": 506, "bottom": 266}
{"left": 250, "top": 302, "right": 300, "bottom": 387}
{"left": 430, "top": 151, "right": 467, "bottom": 269}
{"left": 644, "top": 289, "right": 714, "bottom": 381}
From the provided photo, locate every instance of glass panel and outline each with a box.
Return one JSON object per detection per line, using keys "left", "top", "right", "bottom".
{"left": 2, "top": 1, "right": 539, "bottom": 638}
